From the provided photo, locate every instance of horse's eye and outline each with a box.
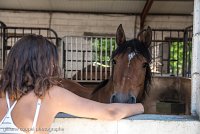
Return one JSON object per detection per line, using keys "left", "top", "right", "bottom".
{"left": 112, "top": 60, "right": 116, "bottom": 64}
{"left": 143, "top": 63, "right": 148, "bottom": 68}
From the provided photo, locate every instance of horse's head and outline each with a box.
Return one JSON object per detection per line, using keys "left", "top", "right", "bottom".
{"left": 110, "top": 24, "right": 152, "bottom": 104}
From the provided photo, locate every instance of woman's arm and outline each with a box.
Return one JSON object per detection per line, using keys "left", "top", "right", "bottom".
{"left": 50, "top": 86, "right": 144, "bottom": 121}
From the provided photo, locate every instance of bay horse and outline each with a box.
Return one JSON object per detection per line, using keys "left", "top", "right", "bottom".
{"left": 91, "top": 24, "right": 152, "bottom": 103}
{"left": 60, "top": 24, "right": 152, "bottom": 104}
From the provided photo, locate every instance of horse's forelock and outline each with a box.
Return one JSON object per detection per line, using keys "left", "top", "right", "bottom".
{"left": 92, "top": 79, "right": 109, "bottom": 95}
{"left": 112, "top": 39, "right": 151, "bottom": 62}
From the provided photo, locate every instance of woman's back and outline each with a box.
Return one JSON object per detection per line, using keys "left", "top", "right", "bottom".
{"left": 0, "top": 87, "right": 58, "bottom": 134}
{"left": 0, "top": 34, "right": 61, "bottom": 133}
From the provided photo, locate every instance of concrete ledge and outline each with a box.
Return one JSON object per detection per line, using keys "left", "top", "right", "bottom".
{"left": 50, "top": 114, "right": 200, "bottom": 134}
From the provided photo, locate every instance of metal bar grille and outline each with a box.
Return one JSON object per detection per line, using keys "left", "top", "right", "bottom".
{"left": 0, "top": 24, "right": 59, "bottom": 70}
{"left": 62, "top": 36, "right": 115, "bottom": 82}
{"left": 0, "top": 21, "right": 6, "bottom": 70}
{"left": 151, "top": 28, "right": 192, "bottom": 77}
{"left": 183, "top": 26, "right": 193, "bottom": 77}
{"left": 61, "top": 28, "right": 193, "bottom": 82}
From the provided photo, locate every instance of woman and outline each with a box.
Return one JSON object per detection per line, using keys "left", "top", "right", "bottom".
{"left": 0, "top": 35, "right": 144, "bottom": 134}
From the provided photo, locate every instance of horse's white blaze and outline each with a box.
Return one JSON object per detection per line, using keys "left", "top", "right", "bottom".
{"left": 128, "top": 52, "right": 135, "bottom": 66}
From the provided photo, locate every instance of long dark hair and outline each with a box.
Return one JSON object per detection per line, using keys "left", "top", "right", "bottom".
{"left": 0, "top": 34, "right": 60, "bottom": 100}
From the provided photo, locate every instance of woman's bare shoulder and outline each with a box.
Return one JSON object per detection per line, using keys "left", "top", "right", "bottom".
{"left": 46, "top": 85, "right": 77, "bottom": 104}
{"left": 46, "top": 85, "right": 84, "bottom": 114}
{"left": 48, "top": 85, "right": 70, "bottom": 97}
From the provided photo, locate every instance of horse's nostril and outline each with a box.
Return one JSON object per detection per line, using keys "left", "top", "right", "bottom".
{"left": 128, "top": 95, "right": 136, "bottom": 104}
{"left": 110, "top": 94, "right": 116, "bottom": 103}
{"left": 110, "top": 93, "right": 136, "bottom": 103}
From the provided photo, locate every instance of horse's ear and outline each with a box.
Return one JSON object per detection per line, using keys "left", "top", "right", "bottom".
{"left": 137, "top": 26, "right": 152, "bottom": 48}
{"left": 116, "top": 24, "right": 126, "bottom": 46}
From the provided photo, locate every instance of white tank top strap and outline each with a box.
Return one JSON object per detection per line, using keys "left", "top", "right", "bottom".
{"left": 8, "top": 101, "right": 17, "bottom": 113}
{"left": 6, "top": 91, "right": 17, "bottom": 113}
{"left": 30, "top": 98, "right": 42, "bottom": 134}
{"left": 6, "top": 91, "right": 11, "bottom": 109}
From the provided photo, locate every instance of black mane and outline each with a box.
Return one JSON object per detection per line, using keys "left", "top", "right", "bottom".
{"left": 92, "top": 38, "right": 152, "bottom": 101}
{"left": 92, "top": 79, "right": 109, "bottom": 95}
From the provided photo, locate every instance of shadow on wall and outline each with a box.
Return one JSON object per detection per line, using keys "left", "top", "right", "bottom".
{"left": 143, "top": 76, "right": 191, "bottom": 115}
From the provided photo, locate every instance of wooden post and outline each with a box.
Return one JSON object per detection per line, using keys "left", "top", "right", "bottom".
{"left": 191, "top": 0, "right": 200, "bottom": 116}
{"left": 140, "top": 0, "right": 154, "bottom": 30}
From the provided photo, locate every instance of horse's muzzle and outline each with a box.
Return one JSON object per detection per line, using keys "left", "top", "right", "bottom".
{"left": 110, "top": 93, "right": 136, "bottom": 104}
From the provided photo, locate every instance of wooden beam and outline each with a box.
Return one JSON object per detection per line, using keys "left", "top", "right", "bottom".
{"left": 140, "top": 0, "right": 154, "bottom": 30}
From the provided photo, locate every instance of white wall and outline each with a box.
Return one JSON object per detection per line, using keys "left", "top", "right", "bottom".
{"left": 50, "top": 115, "right": 200, "bottom": 134}
{"left": 0, "top": 11, "right": 49, "bottom": 27}
{"left": 51, "top": 13, "right": 136, "bottom": 38}
{"left": 0, "top": 10, "right": 193, "bottom": 39}
{"left": 145, "top": 15, "right": 193, "bottom": 29}
{"left": 0, "top": 10, "right": 136, "bottom": 39}
{"left": 192, "top": 0, "right": 200, "bottom": 117}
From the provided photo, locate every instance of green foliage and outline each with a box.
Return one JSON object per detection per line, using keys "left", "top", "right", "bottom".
{"left": 92, "top": 38, "right": 116, "bottom": 66}
{"left": 170, "top": 42, "right": 183, "bottom": 75}
{"left": 170, "top": 42, "right": 192, "bottom": 75}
